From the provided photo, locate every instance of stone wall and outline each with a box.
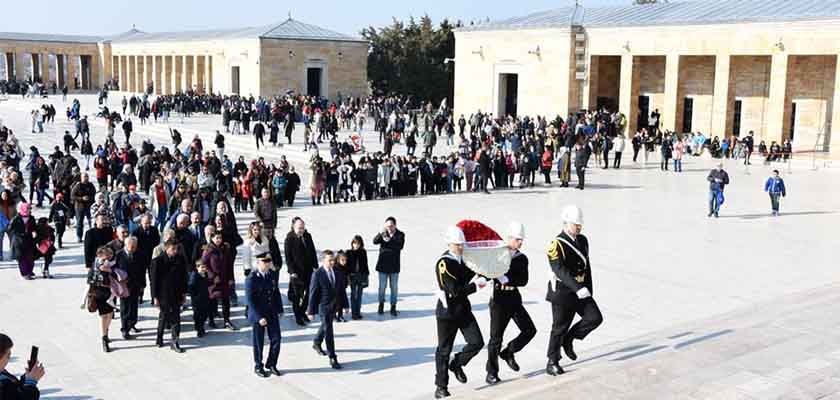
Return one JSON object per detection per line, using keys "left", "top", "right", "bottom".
{"left": 785, "top": 55, "right": 835, "bottom": 150}
{"left": 454, "top": 28, "right": 574, "bottom": 119}
{"left": 677, "top": 56, "right": 715, "bottom": 135}
{"left": 258, "top": 38, "right": 368, "bottom": 99}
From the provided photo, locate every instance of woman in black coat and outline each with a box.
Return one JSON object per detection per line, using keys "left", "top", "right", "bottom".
{"left": 9, "top": 203, "right": 36, "bottom": 279}
{"left": 345, "top": 235, "right": 370, "bottom": 320}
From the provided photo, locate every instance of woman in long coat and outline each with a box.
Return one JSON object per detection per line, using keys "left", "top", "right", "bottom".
{"left": 9, "top": 202, "right": 36, "bottom": 279}
{"left": 202, "top": 232, "right": 237, "bottom": 330}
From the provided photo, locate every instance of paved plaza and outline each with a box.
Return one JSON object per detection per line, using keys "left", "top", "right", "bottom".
{"left": 0, "top": 94, "right": 839, "bottom": 399}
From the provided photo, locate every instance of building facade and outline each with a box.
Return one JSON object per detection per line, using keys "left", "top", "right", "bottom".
{"left": 454, "top": 0, "right": 840, "bottom": 156}
{"left": 0, "top": 18, "right": 368, "bottom": 99}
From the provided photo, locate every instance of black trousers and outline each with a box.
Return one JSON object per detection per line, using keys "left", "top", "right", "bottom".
{"left": 253, "top": 318, "right": 282, "bottom": 369}
{"left": 156, "top": 306, "right": 182, "bottom": 343}
{"left": 546, "top": 296, "right": 603, "bottom": 363}
{"left": 614, "top": 152, "right": 622, "bottom": 168}
{"left": 193, "top": 301, "right": 208, "bottom": 332}
{"left": 602, "top": 152, "right": 610, "bottom": 169}
{"left": 120, "top": 294, "right": 139, "bottom": 333}
{"left": 314, "top": 306, "right": 336, "bottom": 358}
{"left": 435, "top": 312, "right": 484, "bottom": 388}
{"left": 486, "top": 299, "right": 536, "bottom": 375}
{"left": 632, "top": 146, "right": 640, "bottom": 162}
{"left": 576, "top": 167, "right": 586, "bottom": 189}
{"left": 289, "top": 281, "right": 310, "bottom": 321}
{"left": 211, "top": 296, "right": 232, "bottom": 322}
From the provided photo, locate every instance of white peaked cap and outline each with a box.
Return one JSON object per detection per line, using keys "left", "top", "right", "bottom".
{"left": 444, "top": 226, "right": 466, "bottom": 244}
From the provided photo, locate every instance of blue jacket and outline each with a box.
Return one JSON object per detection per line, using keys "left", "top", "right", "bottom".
{"left": 764, "top": 177, "right": 786, "bottom": 195}
{"left": 245, "top": 269, "right": 282, "bottom": 324}
{"left": 307, "top": 266, "right": 349, "bottom": 315}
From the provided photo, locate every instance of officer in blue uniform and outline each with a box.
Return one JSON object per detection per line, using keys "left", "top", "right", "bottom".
{"left": 245, "top": 253, "right": 283, "bottom": 378}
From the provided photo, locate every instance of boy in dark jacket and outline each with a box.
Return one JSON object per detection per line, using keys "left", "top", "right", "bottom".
{"left": 188, "top": 260, "right": 211, "bottom": 337}
{"left": 48, "top": 193, "right": 70, "bottom": 248}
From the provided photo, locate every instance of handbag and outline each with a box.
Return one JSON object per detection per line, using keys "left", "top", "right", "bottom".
{"left": 85, "top": 285, "right": 98, "bottom": 313}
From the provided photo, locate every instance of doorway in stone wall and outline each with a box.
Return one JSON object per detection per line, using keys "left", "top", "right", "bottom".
{"left": 307, "top": 67, "right": 322, "bottom": 97}
{"left": 498, "top": 73, "right": 518, "bottom": 118}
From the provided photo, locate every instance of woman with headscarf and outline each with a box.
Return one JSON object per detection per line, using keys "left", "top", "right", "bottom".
{"left": 202, "top": 231, "right": 238, "bottom": 331}
{"left": 9, "top": 202, "right": 37, "bottom": 279}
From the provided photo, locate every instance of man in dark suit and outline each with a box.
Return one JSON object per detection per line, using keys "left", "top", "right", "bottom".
{"left": 132, "top": 214, "right": 160, "bottom": 303}
{"left": 544, "top": 205, "right": 603, "bottom": 376}
{"left": 574, "top": 140, "right": 592, "bottom": 190}
{"left": 307, "top": 250, "right": 349, "bottom": 370}
{"left": 284, "top": 217, "right": 318, "bottom": 326}
{"left": 372, "top": 216, "right": 405, "bottom": 316}
{"left": 246, "top": 253, "right": 283, "bottom": 378}
{"left": 150, "top": 240, "right": 188, "bottom": 353}
{"left": 117, "top": 236, "right": 145, "bottom": 339}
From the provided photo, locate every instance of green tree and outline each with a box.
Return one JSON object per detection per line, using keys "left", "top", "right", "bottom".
{"left": 362, "top": 15, "right": 459, "bottom": 106}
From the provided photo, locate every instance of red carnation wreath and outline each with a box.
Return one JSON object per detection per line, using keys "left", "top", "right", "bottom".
{"left": 455, "top": 220, "right": 511, "bottom": 278}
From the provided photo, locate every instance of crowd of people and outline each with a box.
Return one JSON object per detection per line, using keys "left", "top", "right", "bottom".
{"left": 0, "top": 86, "right": 799, "bottom": 399}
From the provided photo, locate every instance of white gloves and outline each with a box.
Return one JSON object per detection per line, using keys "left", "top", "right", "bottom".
{"left": 497, "top": 275, "right": 509, "bottom": 285}
{"left": 474, "top": 277, "right": 488, "bottom": 289}
{"left": 576, "top": 287, "right": 591, "bottom": 299}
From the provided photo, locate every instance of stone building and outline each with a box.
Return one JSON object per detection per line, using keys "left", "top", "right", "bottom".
{"left": 454, "top": 0, "right": 840, "bottom": 155}
{"left": 0, "top": 17, "right": 368, "bottom": 99}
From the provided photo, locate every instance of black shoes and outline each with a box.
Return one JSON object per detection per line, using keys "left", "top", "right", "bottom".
{"left": 330, "top": 357, "right": 342, "bottom": 370}
{"left": 196, "top": 329, "right": 207, "bottom": 338}
{"left": 390, "top": 305, "right": 399, "bottom": 317}
{"left": 485, "top": 373, "right": 501, "bottom": 385}
{"left": 224, "top": 320, "right": 239, "bottom": 331}
{"left": 268, "top": 366, "right": 283, "bottom": 376}
{"left": 500, "top": 349, "right": 520, "bottom": 372}
{"left": 449, "top": 361, "right": 467, "bottom": 383}
{"left": 351, "top": 314, "right": 363, "bottom": 320}
{"left": 378, "top": 302, "right": 385, "bottom": 315}
{"left": 170, "top": 342, "right": 185, "bottom": 353}
{"left": 313, "top": 344, "right": 327, "bottom": 356}
{"left": 434, "top": 386, "right": 451, "bottom": 398}
{"left": 254, "top": 366, "right": 270, "bottom": 378}
{"left": 156, "top": 339, "right": 164, "bottom": 348}
{"left": 122, "top": 332, "right": 134, "bottom": 340}
{"left": 102, "top": 337, "right": 111, "bottom": 353}
{"left": 130, "top": 326, "right": 142, "bottom": 334}
{"left": 563, "top": 338, "right": 578, "bottom": 361}
{"left": 208, "top": 320, "right": 218, "bottom": 329}
{"left": 546, "top": 361, "right": 565, "bottom": 376}
{"left": 296, "top": 318, "right": 307, "bottom": 326}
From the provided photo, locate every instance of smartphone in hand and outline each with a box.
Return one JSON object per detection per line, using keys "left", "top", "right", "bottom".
{"left": 27, "top": 346, "right": 39, "bottom": 370}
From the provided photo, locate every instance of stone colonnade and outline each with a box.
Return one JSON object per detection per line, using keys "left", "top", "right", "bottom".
{"left": 0, "top": 47, "right": 98, "bottom": 90}
{"left": 111, "top": 54, "right": 213, "bottom": 95}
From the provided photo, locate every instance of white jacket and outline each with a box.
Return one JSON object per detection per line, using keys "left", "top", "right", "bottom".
{"left": 242, "top": 237, "right": 271, "bottom": 272}
{"left": 613, "top": 136, "right": 626, "bottom": 153}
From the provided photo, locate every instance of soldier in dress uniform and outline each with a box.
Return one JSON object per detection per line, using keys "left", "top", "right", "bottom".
{"left": 434, "top": 226, "right": 487, "bottom": 399}
{"left": 485, "top": 222, "right": 537, "bottom": 385}
{"left": 544, "top": 205, "right": 603, "bottom": 376}
{"left": 245, "top": 253, "right": 283, "bottom": 378}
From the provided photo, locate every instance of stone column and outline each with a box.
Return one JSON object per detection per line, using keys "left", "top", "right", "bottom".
{"left": 125, "top": 56, "right": 133, "bottom": 92}
{"left": 14, "top": 51, "right": 27, "bottom": 81}
{"left": 136, "top": 55, "right": 145, "bottom": 93}
{"left": 183, "top": 55, "right": 193, "bottom": 91}
{"left": 585, "top": 55, "right": 599, "bottom": 111}
{"left": 163, "top": 55, "right": 172, "bottom": 95}
{"left": 711, "top": 54, "right": 733, "bottom": 138}
{"left": 40, "top": 53, "right": 50, "bottom": 84}
{"left": 153, "top": 56, "right": 162, "bottom": 95}
{"left": 56, "top": 55, "right": 65, "bottom": 88}
{"left": 173, "top": 55, "right": 183, "bottom": 93}
{"left": 67, "top": 54, "right": 77, "bottom": 90}
{"left": 205, "top": 55, "right": 213, "bottom": 94}
{"left": 829, "top": 54, "right": 840, "bottom": 154}
{"left": 766, "top": 53, "right": 789, "bottom": 143}
{"left": 195, "top": 55, "right": 205, "bottom": 93}
{"left": 662, "top": 54, "right": 681, "bottom": 133}
{"left": 119, "top": 56, "right": 127, "bottom": 90}
{"left": 618, "top": 54, "right": 640, "bottom": 137}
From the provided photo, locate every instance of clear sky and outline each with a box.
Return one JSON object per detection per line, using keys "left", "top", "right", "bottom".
{"left": 2, "top": 0, "right": 630, "bottom": 38}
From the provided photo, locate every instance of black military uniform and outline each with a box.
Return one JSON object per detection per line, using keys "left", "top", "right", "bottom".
{"left": 434, "top": 251, "right": 485, "bottom": 398}
{"left": 485, "top": 250, "right": 537, "bottom": 383}
{"left": 545, "top": 231, "right": 603, "bottom": 374}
